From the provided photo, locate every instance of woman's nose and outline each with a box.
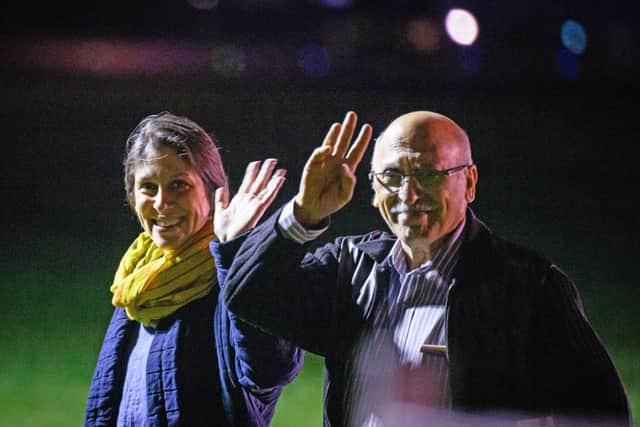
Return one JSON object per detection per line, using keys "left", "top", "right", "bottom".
{"left": 153, "top": 187, "right": 175, "bottom": 210}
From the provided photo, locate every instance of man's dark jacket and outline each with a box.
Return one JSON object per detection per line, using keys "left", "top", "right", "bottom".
{"left": 215, "top": 208, "right": 631, "bottom": 427}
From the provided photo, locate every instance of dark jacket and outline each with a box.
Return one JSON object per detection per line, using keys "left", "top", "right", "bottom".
{"left": 85, "top": 248, "right": 303, "bottom": 427}
{"left": 218, "top": 208, "right": 632, "bottom": 427}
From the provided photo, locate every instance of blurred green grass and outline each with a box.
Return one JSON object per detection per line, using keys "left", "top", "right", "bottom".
{"left": 0, "top": 233, "right": 637, "bottom": 426}
{"left": 0, "top": 232, "right": 325, "bottom": 426}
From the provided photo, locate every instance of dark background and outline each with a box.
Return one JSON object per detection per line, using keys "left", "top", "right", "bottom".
{"left": 1, "top": 1, "right": 638, "bottom": 425}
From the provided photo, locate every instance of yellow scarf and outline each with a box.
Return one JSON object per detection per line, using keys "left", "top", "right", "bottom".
{"left": 110, "top": 223, "right": 216, "bottom": 326}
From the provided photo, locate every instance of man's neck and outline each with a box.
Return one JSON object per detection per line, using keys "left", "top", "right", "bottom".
{"left": 400, "top": 240, "right": 433, "bottom": 270}
{"left": 399, "top": 226, "right": 460, "bottom": 271}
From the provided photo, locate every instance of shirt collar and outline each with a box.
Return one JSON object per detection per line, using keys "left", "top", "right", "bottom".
{"left": 386, "top": 216, "right": 466, "bottom": 278}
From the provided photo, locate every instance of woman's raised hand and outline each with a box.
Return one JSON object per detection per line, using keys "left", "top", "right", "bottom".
{"left": 214, "top": 159, "right": 286, "bottom": 242}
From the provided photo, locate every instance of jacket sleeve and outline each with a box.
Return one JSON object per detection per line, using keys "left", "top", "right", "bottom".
{"left": 210, "top": 233, "right": 304, "bottom": 391}
{"left": 219, "top": 206, "right": 352, "bottom": 357}
{"left": 536, "top": 264, "right": 632, "bottom": 426}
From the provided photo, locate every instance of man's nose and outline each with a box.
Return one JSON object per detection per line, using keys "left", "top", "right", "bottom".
{"left": 397, "top": 177, "right": 420, "bottom": 204}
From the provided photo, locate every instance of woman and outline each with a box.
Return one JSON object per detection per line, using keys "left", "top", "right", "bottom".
{"left": 85, "top": 112, "right": 302, "bottom": 426}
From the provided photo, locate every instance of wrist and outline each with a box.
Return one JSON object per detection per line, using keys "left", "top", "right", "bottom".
{"left": 293, "top": 197, "right": 326, "bottom": 229}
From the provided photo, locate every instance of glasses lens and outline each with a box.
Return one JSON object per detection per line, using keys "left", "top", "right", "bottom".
{"left": 381, "top": 171, "right": 403, "bottom": 188}
{"left": 414, "top": 169, "right": 439, "bottom": 187}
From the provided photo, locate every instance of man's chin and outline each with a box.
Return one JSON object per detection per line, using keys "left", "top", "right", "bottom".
{"left": 396, "top": 211, "right": 429, "bottom": 225}
{"left": 396, "top": 225, "right": 430, "bottom": 244}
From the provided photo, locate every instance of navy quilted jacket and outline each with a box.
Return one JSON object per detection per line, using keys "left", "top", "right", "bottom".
{"left": 85, "top": 238, "right": 303, "bottom": 427}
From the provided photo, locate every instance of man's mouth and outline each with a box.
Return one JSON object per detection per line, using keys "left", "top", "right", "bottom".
{"left": 390, "top": 203, "right": 434, "bottom": 215}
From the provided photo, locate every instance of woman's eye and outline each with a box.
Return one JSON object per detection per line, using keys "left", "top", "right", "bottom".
{"left": 140, "top": 182, "right": 157, "bottom": 193}
{"left": 171, "top": 180, "right": 191, "bottom": 192}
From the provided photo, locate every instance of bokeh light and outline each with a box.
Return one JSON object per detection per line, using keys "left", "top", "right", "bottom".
{"left": 406, "top": 18, "right": 441, "bottom": 54}
{"left": 316, "top": 0, "right": 352, "bottom": 8}
{"left": 561, "top": 20, "right": 587, "bottom": 55}
{"left": 186, "top": 0, "right": 220, "bottom": 11}
{"left": 445, "top": 8, "right": 479, "bottom": 46}
{"left": 210, "top": 44, "right": 247, "bottom": 77}
{"left": 22, "top": 39, "right": 212, "bottom": 76}
{"left": 297, "top": 44, "right": 331, "bottom": 78}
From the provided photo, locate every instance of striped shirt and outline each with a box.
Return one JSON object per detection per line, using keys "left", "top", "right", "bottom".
{"left": 278, "top": 199, "right": 467, "bottom": 417}
{"left": 385, "top": 215, "right": 466, "bottom": 362}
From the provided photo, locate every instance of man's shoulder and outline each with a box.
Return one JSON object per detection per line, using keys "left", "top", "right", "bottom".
{"left": 465, "top": 213, "right": 553, "bottom": 274}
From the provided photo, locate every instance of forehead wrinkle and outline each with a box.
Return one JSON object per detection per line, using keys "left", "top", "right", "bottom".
{"left": 134, "top": 154, "right": 193, "bottom": 182}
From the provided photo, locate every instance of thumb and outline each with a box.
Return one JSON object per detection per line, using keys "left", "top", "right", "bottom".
{"left": 215, "top": 185, "right": 229, "bottom": 211}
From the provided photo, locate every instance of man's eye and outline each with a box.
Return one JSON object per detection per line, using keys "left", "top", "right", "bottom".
{"left": 383, "top": 171, "right": 402, "bottom": 178}
{"left": 382, "top": 172, "right": 402, "bottom": 184}
{"left": 415, "top": 170, "right": 440, "bottom": 181}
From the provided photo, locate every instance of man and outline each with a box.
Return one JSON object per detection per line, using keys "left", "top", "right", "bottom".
{"left": 212, "top": 111, "right": 631, "bottom": 426}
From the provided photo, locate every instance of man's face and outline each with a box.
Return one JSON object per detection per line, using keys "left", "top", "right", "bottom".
{"left": 371, "top": 121, "right": 477, "bottom": 252}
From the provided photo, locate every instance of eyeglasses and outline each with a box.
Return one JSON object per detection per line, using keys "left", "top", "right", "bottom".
{"left": 369, "top": 164, "right": 473, "bottom": 193}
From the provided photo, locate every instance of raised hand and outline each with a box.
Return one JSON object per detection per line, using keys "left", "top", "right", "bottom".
{"left": 294, "top": 111, "right": 373, "bottom": 227}
{"left": 214, "top": 159, "right": 286, "bottom": 242}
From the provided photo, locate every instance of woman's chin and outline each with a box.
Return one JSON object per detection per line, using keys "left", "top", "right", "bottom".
{"left": 151, "top": 230, "right": 187, "bottom": 252}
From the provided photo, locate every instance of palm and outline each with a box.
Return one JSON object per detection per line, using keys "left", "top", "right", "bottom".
{"left": 214, "top": 159, "right": 286, "bottom": 242}
{"left": 294, "top": 112, "right": 372, "bottom": 227}
{"left": 298, "top": 151, "right": 354, "bottom": 219}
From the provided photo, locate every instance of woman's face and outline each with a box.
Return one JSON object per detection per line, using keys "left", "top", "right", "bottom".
{"left": 133, "top": 145, "right": 211, "bottom": 252}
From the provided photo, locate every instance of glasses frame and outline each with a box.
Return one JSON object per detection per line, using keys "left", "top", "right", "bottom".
{"left": 368, "top": 164, "right": 473, "bottom": 193}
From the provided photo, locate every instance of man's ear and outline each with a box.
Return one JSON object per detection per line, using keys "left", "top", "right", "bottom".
{"left": 465, "top": 166, "right": 478, "bottom": 203}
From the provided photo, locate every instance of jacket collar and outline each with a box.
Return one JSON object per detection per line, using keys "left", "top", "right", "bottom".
{"left": 355, "top": 232, "right": 396, "bottom": 263}
{"left": 354, "top": 208, "right": 491, "bottom": 264}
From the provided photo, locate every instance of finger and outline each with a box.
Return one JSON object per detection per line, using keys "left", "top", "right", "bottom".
{"left": 214, "top": 185, "right": 229, "bottom": 211}
{"left": 304, "top": 145, "right": 332, "bottom": 169}
{"left": 338, "top": 163, "right": 356, "bottom": 198}
{"left": 321, "top": 122, "right": 341, "bottom": 150}
{"left": 333, "top": 111, "right": 358, "bottom": 158}
{"left": 238, "top": 161, "right": 262, "bottom": 193}
{"left": 261, "top": 174, "right": 287, "bottom": 207}
{"left": 345, "top": 123, "right": 373, "bottom": 171}
{"left": 247, "top": 175, "right": 286, "bottom": 228}
{"left": 249, "top": 158, "right": 278, "bottom": 194}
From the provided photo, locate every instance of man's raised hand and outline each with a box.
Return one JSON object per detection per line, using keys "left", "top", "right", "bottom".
{"left": 294, "top": 111, "right": 373, "bottom": 228}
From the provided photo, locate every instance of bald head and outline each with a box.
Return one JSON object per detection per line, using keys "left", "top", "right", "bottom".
{"left": 372, "top": 111, "right": 472, "bottom": 170}
{"left": 369, "top": 111, "right": 478, "bottom": 267}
